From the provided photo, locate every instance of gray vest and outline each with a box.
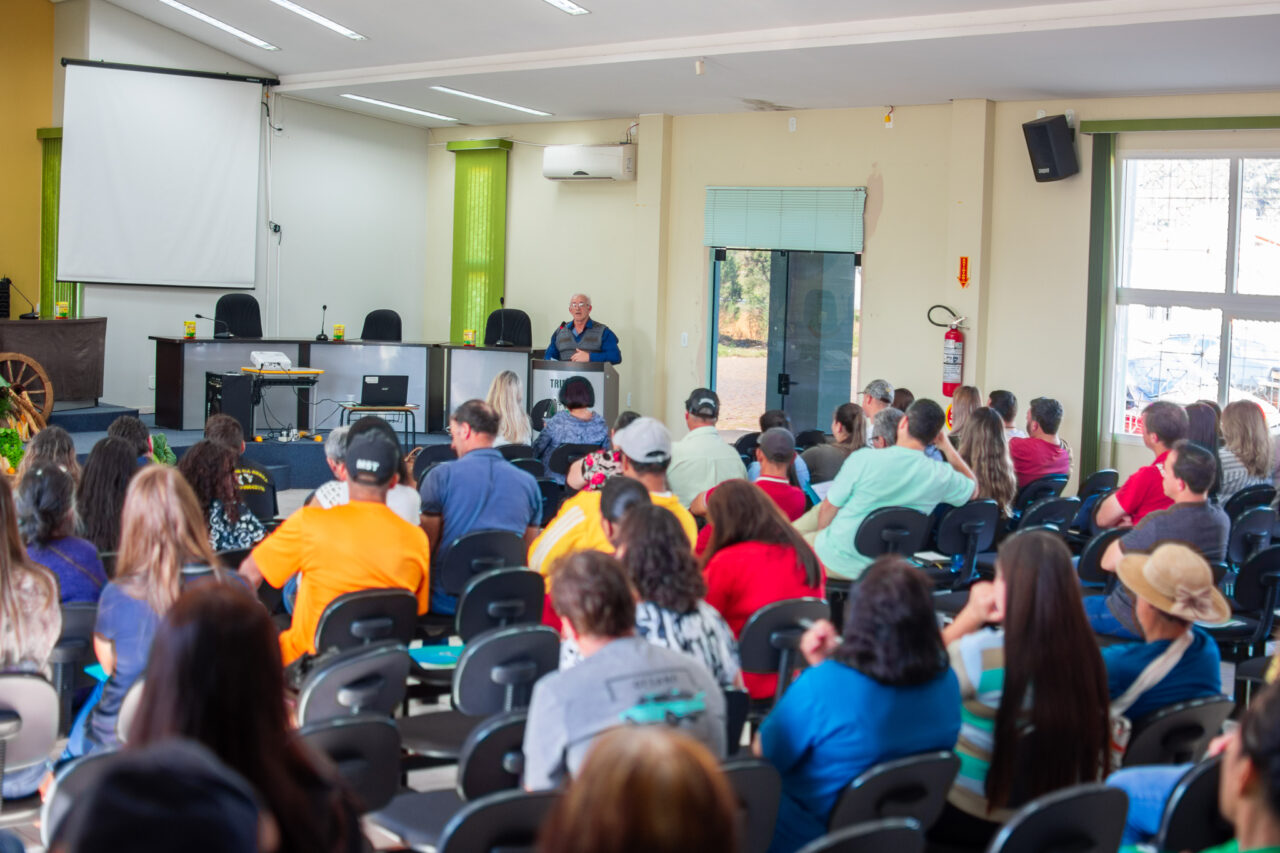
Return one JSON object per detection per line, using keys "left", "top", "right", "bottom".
{"left": 554, "top": 322, "right": 608, "bottom": 359}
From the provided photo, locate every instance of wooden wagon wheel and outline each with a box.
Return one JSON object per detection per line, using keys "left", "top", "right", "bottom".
{"left": 0, "top": 352, "right": 54, "bottom": 422}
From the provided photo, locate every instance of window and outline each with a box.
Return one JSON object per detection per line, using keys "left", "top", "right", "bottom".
{"left": 1112, "top": 155, "right": 1280, "bottom": 436}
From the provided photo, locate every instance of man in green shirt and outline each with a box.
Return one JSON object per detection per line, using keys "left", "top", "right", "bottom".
{"left": 666, "top": 388, "right": 747, "bottom": 507}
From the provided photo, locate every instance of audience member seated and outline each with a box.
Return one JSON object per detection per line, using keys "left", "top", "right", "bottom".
{"left": 1086, "top": 440, "right": 1229, "bottom": 640}
{"left": 562, "top": 505, "right": 741, "bottom": 688}
{"left": 567, "top": 410, "right": 641, "bottom": 492}
{"left": 128, "top": 581, "right": 364, "bottom": 853}
{"left": 860, "top": 379, "right": 895, "bottom": 443}
{"left": 523, "top": 551, "right": 727, "bottom": 790}
{"left": 758, "top": 558, "right": 961, "bottom": 853}
{"left": 957, "top": 407, "right": 1018, "bottom": 517}
{"left": 797, "top": 399, "right": 976, "bottom": 581}
{"left": 988, "top": 390, "right": 1027, "bottom": 439}
{"left": 15, "top": 424, "right": 80, "bottom": 484}
{"left": 892, "top": 387, "right": 915, "bottom": 412}
{"left": 530, "top": 417, "right": 697, "bottom": 575}
{"left": 1186, "top": 402, "right": 1225, "bottom": 501}
{"left": 0, "top": 482, "right": 61, "bottom": 799}
{"left": 702, "top": 479, "right": 825, "bottom": 700}
{"left": 76, "top": 436, "right": 138, "bottom": 554}
{"left": 1220, "top": 400, "right": 1274, "bottom": 503}
{"left": 486, "top": 369, "right": 533, "bottom": 447}
{"left": 746, "top": 410, "right": 810, "bottom": 491}
{"left": 868, "top": 406, "right": 903, "bottom": 448}
{"left": 947, "top": 385, "right": 982, "bottom": 447}
{"left": 241, "top": 434, "right": 430, "bottom": 667}
{"left": 693, "top": 427, "right": 805, "bottom": 528}
{"left": 178, "top": 440, "right": 267, "bottom": 552}
{"left": 537, "top": 727, "right": 739, "bottom": 853}
{"left": 1008, "top": 396, "right": 1072, "bottom": 488}
{"left": 65, "top": 466, "right": 221, "bottom": 758}
{"left": 419, "top": 400, "right": 541, "bottom": 614}
{"left": 533, "top": 376, "right": 609, "bottom": 484}
{"left": 311, "top": 418, "right": 420, "bottom": 524}
{"left": 667, "top": 388, "right": 748, "bottom": 507}
{"left": 204, "top": 414, "right": 275, "bottom": 517}
{"left": 933, "top": 530, "right": 1110, "bottom": 847}
{"left": 801, "top": 403, "right": 865, "bottom": 487}
{"left": 107, "top": 414, "right": 153, "bottom": 466}
{"left": 17, "top": 465, "right": 106, "bottom": 603}
{"left": 1096, "top": 401, "right": 1188, "bottom": 528}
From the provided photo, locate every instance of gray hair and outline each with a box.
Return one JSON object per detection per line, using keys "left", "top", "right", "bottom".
{"left": 324, "top": 425, "right": 351, "bottom": 462}
{"left": 571, "top": 293, "right": 591, "bottom": 306}
{"left": 862, "top": 379, "right": 894, "bottom": 404}
{"left": 872, "top": 407, "right": 904, "bottom": 446}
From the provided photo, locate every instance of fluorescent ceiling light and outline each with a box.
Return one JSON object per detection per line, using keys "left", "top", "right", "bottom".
{"left": 541, "top": 0, "right": 590, "bottom": 14}
{"left": 156, "top": 0, "right": 279, "bottom": 50}
{"left": 265, "top": 0, "right": 366, "bottom": 40}
{"left": 430, "top": 86, "right": 552, "bottom": 117}
{"left": 340, "top": 94, "right": 457, "bottom": 121}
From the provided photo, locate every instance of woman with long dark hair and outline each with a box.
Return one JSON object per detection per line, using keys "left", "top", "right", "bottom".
{"left": 933, "top": 529, "right": 1111, "bottom": 846}
{"left": 177, "top": 439, "right": 265, "bottom": 552}
{"left": 800, "top": 402, "right": 866, "bottom": 485}
{"left": 756, "top": 558, "right": 960, "bottom": 853}
{"left": 957, "top": 407, "right": 1018, "bottom": 516}
{"left": 701, "top": 479, "right": 824, "bottom": 698}
{"left": 76, "top": 436, "right": 138, "bottom": 554}
{"left": 129, "top": 581, "right": 364, "bottom": 853}
{"left": 1185, "top": 402, "right": 1225, "bottom": 500}
{"left": 17, "top": 465, "right": 106, "bottom": 603}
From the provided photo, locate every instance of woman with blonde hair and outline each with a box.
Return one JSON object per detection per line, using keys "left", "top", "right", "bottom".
{"left": 64, "top": 465, "right": 220, "bottom": 757}
{"left": 948, "top": 385, "right": 982, "bottom": 446}
{"left": 15, "top": 424, "right": 81, "bottom": 485}
{"left": 486, "top": 369, "right": 532, "bottom": 447}
{"left": 958, "top": 407, "right": 1018, "bottom": 516}
{"left": 1219, "top": 400, "right": 1273, "bottom": 502}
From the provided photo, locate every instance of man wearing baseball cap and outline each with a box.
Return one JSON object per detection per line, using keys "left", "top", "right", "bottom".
{"left": 241, "top": 433, "right": 431, "bottom": 665}
{"left": 529, "top": 416, "right": 697, "bottom": 575}
{"left": 860, "top": 379, "right": 895, "bottom": 442}
{"left": 667, "top": 388, "right": 747, "bottom": 507}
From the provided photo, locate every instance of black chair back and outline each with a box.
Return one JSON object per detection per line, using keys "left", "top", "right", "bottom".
{"left": 738, "top": 598, "right": 830, "bottom": 704}
{"left": 723, "top": 759, "right": 782, "bottom": 853}
{"left": 854, "top": 507, "right": 932, "bottom": 559}
{"left": 827, "top": 751, "right": 959, "bottom": 833}
{"left": 438, "top": 789, "right": 559, "bottom": 853}
{"left": 456, "top": 568, "right": 545, "bottom": 642}
{"left": 509, "top": 458, "right": 546, "bottom": 478}
{"left": 1229, "top": 505, "right": 1276, "bottom": 566}
{"left": 99, "top": 551, "right": 118, "bottom": 579}
{"left": 795, "top": 429, "right": 827, "bottom": 451}
{"left": 214, "top": 293, "right": 263, "bottom": 338}
{"left": 1070, "top": 489, "right": 1112, "bottom": 536}
{"left": 216, "top": 547, "right": 252, "bottom": 571}
{"left": 986, "top": 784, "right": 1128, "bottom": 853}
{"left": 414, "top": 444, "right": 458, "bottom": 481}
{"left": 313, "top": 588, "right": 419, "bottom": 654}
{"left": 440, "top": 530, "right": 528, "bottom": 597}
{"left": 1076, "top": 528, "right": 1127, "bottom": 586}
{"left": 796, "top": 818, "right": 923, "bottom": 853}
{"left": 0, "top": 673, "right": 58, "bottom": 772}
{"left": 536, "top": 478, "right": 564, "bottom": 526}
{"left": 498, "top": 444, "right": 536, "bottom": 461}
{"left": 298, "top": 713, "right": 401, "bottom": 813}
{"left": 296, "top": 641, "right": 411, "bottom": 725}
{"left": 457, "top": 710, "right": 528, "bottom": 800}
{"left": 361, "top": 309, "right": 402, "bottom": 342}
{"left": 1229, "top": 544, "right": 1280, "bottom": 614}
{"left": 548, "top": 443, "right": 602, "bottom": 477}
{"left": 1225, "top": 483, "right": 1278, "bottom": 520}
{"left": 1123, "top": 695, "right": 1234, "bottom": 766}
{"left": 484, "top": 309, "right": 533, "bottom": 347}
{"left": 724, "top": 688, "right": 750, "bottom": 756}
{"left": 454, "top": 625, "right": 560, "bottom": 716}
{"left": 40, "top": 750, "right": 123, "bottom": 847}
{"left": 934, "top": 500, "right": 1000, "bottom": 583}
{"left": 530, "top": 399, "right": 555, "bottom": 432}
{"left": 1012, "top": 474, "right": 1069, "bottom": 516}
{"left": 239, "top": 481, "right": 277, "bottom": 524}
{"left": 734, "top": 432, "right": 761, "bottom": 458}
{"left": 1076, "top": 468, "right": 1119, "bottom": 500}
{"left": 1018, "top": 496, "right": 1080, "bottom": 531}
{"left": 1155, "top": 757, "right": 1232, "bottom": 853}
{"left": 50, "top": 602, "right": 98, "bottom": 736}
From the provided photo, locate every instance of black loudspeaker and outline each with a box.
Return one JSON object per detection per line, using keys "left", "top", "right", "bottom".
{"left": 205, "top": 371, "right": 254, "bottom": 438}
{"left": 1022, "top": 115, "right": 1079, "bottom": 182}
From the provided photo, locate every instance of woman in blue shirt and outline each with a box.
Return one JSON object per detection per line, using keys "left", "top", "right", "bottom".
{"left": 756, "top": 557, "right": 962, "bottom": 853}
{"left": 532, "top": 376, "right": 608, "bottom": 484}
{"left": 17, "top": 465, "right": 107, "bottom": 603}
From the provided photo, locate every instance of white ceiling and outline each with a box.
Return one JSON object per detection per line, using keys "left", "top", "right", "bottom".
{"left": 103, "top": 0, "right": 1280, "bottom": 128}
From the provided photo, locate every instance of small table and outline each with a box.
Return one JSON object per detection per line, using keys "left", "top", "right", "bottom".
{"left": 338, "top": 404, "right": 420, "bottom": 446}
{"left": 240, "top": 368, "right": 324, "bottom": 432}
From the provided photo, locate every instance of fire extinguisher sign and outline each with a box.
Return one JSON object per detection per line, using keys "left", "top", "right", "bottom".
{"left": 958, "top": 256, "right": 970, "bottom": 288}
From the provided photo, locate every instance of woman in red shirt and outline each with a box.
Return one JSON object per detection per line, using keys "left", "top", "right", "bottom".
{"left": 701, "top": 479, "right": 825, "bottom": 699}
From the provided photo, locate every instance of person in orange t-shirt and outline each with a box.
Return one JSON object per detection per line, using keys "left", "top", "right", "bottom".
{"left": 240, "top": 434, "right": 430, "bottom": 665}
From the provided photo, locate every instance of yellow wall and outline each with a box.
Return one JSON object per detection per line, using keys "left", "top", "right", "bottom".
{"left": 0, "top": 0, "right": 54, "bottom": 317}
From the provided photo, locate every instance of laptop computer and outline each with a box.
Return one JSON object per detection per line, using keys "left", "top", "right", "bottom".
{"left": 360, "top": 375, "right": 409, "bottom": 406}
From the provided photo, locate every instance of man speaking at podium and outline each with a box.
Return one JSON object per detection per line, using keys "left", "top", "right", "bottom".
{"left": 544, "top": 293, "right": 622, "bottom": 364}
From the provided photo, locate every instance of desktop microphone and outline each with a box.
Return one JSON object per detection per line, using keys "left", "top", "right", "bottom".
{"left": 1, "top": 278, "right": 40, "bottom": 320}
{"left": 494, "top": 296, "right": 513, "bottom": 347}
{"left": 194, "top": 313, "right": 234, "bottom": 338}
{"left": 316, "top": 305, "right": 328, "bottom": 341}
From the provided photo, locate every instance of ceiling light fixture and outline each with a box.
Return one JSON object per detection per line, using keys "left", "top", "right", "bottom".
{"left": 540, "top": 0, "right": 590, "bottom": 15}
{"left": 340, "top": 94, "right": 457, "bottom": 121}
{"left": 265, "top": 0, "right": 366, "bottom": 40}
{"left": 156, "top": 0, "right": 279, "bottom": 50}
{"left": 430, "top": 86, "right": 552, "bottom": 117}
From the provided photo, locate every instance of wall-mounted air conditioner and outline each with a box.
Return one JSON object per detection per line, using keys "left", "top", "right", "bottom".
{"left": 543, "top": 144, "right": 636, "bottom": 181}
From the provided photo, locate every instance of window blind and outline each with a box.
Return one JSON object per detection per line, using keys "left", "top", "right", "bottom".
{"left": 703, "top": 187, "right": 866, "bottom": 252}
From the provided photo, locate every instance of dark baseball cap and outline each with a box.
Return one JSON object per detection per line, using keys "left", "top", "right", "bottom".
{"left": 757, "top": 427, "right": 797, "bottom": 461}
{"left": 345, "top": 433, "right": 398, "bottom": 486}
{"left": 685, "top": 388, "right": 720, "bottom": 418}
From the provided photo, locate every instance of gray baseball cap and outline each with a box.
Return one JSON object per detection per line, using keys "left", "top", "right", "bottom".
{"left": 862, "top": 379, "right": 894, "bottom": 404}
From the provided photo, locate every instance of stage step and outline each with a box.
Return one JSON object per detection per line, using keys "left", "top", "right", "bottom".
{"left": 49, "top": 404, "right": 140, "bottom": 434}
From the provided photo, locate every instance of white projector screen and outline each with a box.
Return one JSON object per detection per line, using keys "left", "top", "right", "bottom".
{"left": 58, "top": 64, "right": 263, "bottom": 288}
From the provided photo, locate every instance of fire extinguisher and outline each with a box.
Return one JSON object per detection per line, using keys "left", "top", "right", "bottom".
{"left": 928, "top": 305, "right": 966, "bottom": 397}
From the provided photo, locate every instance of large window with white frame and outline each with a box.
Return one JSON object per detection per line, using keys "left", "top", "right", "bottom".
{"left": 1112, "top": 154, "right": 1280, "bottom": 437}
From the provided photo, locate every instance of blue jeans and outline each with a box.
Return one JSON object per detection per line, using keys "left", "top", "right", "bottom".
{"left": 1107, "top": 763, "right": 1192, "bottom": 845}
{"left": 283, "top": 573, "right": 299, "bottom": 614}
{"left": 1084, "top": 594, "right": 1142, "bottom": 641}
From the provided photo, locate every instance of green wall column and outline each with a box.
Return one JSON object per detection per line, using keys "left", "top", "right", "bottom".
{"left": 36, "top": 127, "right": 80, "bottom": 318}
{"left": 447, "top": 139, "right": 512, "bottom": 341}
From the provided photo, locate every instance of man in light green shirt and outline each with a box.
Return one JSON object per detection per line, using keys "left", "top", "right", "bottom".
{"left": 811, "top": 398, "right": 977, "bottom": 579}
{"left": 666, "top": 387, "right": 748, "bottom": 507}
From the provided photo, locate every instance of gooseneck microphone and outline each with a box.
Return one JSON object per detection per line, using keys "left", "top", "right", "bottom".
{"left": 494, "top": 296, "right": 512, "bottom": 347}
{"left": 316, "top": 305, "right": 328, "bottom": 341}
{"left": 194, "top": 313, "right": 233, "bottom": 338}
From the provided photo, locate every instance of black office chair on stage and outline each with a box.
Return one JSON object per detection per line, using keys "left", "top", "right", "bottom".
{"left": 360, "top": 309, "right": 402, "bottom": 342}
{"left": 484, "top": 309, "right": 533, "bottom": 347}
{"left": 213, "top": 293, "right": 263, "bottom": 339}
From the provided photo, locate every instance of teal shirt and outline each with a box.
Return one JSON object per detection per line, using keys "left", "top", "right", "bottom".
{"left": 815, "top": 446, "right": 975, "bottom": 579}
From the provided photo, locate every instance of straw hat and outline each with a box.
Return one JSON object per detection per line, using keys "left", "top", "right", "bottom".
{"left": 1116, "top": 543, "right": 1231, "bottom": 624}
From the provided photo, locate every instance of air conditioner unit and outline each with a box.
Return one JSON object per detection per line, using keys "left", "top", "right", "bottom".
{"left": 543, "top": 144, "right": 636, "bottom": 181}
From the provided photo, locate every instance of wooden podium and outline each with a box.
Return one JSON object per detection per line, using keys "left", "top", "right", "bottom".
{"left": 530, "top": 360, "right": 619, "bottom": 425}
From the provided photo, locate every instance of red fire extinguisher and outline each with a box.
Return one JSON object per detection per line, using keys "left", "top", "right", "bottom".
{"left": 928, "top": 305, "right": 966, "bottom": 397}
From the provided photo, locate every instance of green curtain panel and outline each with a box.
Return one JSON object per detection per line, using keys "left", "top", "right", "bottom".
{"left": 1080, "top": 133, "right": 1117, "bottom": 478}
{"left": 447, "top": 139, "right": 512, "bottom": 341}
{"left": 37, "top": 128, "right": 80, "bottom": 318}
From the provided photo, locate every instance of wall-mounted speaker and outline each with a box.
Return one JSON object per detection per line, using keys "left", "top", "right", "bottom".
{"left": 1022, "top": 115, "right": 1079, "bottom": 182}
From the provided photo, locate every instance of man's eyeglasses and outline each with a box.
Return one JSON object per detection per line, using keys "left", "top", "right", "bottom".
{"left": 569, "top": 302, "right": 589, "bottom": 309}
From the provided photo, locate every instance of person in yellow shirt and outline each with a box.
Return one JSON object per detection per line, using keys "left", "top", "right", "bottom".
{"left": 240, "top": 434, "right": 431, "bottom": 665}
{"left": 529, "top": 417, "right": 697, "bottom": 575}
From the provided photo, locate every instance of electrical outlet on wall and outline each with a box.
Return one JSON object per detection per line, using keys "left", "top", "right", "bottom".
{"left": 148, "top": 375, "right": 156, "bottom": 390}
{"left": 681, "top": 332, "right": 689, "bottom": 347}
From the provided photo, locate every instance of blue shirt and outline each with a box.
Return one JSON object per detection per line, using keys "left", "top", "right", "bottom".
{"left": 760, "top": 660, "right": 961, "bottom": 853}
{"left": 532, "top": 411, "right": 609, "bottom": 484}
{"left": 27, "top": 537, "right": 107, "bottom": 603}
{"left": 1103, "top": 627, "right": 1222, "bottom": 722}
{"left": 543, "top": 319, "right": 622, "bottom": 364}
{"left": 91, "top": 581, "right": 161, "bottom": 748}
